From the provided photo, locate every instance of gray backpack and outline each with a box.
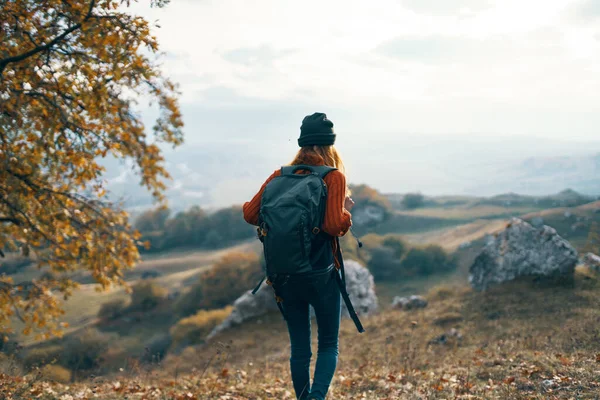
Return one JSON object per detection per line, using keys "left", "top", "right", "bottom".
{"left": 258, "top": 164, "right": 334, "bottom": 275}
{"left": 252, "top": 164, "right": 364, "bottom": 333}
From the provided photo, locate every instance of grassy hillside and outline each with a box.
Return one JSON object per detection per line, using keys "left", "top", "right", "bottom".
{"left": 3, "top": 268, "right": 600, "bottom": 399}
{"left": 3, "top": 195, "right": 600, "bottom": 399}
{"left": 9, "top": 242, "right": 259, "bottom": 346}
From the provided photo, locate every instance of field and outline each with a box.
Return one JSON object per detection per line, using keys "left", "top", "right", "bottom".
{"left": 2, "top": 195, "right": 600, "bottom": 399}
{"left": 3, "top": 268, "right": 600, "bottom": 399}
{"left": 9, "top": 242, "right": 258, "bottom": 346}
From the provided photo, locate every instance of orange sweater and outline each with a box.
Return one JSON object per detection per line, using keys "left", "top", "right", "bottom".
{"left": 242, "top": 156, "right": 352, "bottom": 237}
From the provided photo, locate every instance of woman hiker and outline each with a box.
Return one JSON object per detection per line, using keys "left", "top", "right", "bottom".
{"left": 242, "top": 112, "right": 356, "bottom": 400}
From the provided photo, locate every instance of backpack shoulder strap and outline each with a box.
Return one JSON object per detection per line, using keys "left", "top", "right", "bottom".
{"left": 311, "top": 166, "right": 337, "bottom": 179}
{"left": 280, "top": 165, "right": 337, "bottom": 178}
{"left": 334, "top": 237, "right": 365, "bottom": 334}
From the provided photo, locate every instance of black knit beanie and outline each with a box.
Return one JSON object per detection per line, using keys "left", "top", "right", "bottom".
{"left": 298, "top": 112, "right": 336, "bottom": 147}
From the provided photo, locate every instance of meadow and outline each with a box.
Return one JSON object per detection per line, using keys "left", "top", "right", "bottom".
{"left": 2, "top": 192, "right": 600, "bottom": 399}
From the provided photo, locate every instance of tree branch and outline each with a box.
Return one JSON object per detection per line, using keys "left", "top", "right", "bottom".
{"left": 0, "top": 0, "right": 97, "bottom": 74}
{"left": 0, "top": 217, "right": 20, "bottom": 225}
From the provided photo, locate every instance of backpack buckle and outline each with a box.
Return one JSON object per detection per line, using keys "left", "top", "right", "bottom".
{"left": 259, "top": 222, "right": 268, "bottom": 237}
{"left": 312, "top": 227, "right": 320, "bottom": 235}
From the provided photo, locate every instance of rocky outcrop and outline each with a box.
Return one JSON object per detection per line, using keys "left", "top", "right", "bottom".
{"left": 391, "top": 295, "right": 428, "bottom": 310}
{"left": 469, "top": 218, "right": 578, "bottom": 291}
{"left": 208, "top": 260, "right": 378, "bottom": 339}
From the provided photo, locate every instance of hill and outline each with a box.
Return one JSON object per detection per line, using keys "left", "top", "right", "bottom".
{"left": 3, "top": 268, "right": 600, "bottom": 399}
{"left": 3, "top": 193, "right": 600, "bottom": 399}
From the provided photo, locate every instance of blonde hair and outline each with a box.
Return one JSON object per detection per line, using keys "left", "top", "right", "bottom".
{"left": 290, "top": 145, "right": 350, "bottom": 195}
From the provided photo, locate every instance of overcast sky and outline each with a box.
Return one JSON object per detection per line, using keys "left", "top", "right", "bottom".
{"left": 130, "top": 0, "right": 600, "bottom": 145}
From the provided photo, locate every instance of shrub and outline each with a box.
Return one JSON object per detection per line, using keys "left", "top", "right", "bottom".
{"left": 382, "top": 235, "right": 407, "bottom": 258}
{"left": 202, "top": 230, "right": 223, "bottom": 249}
{"left": 340, "top": 234, "right": 361, "bottom": 262}
{"left": 142, "top": 333, "right": 173, "bottom": 362}
{"left": 23, "top": 345, "right": 63, "bottom": 368}
{"left": 97, "top": 298, "right": 129, "bottom": 320}
{"left": 366, "top": 238, "right": 455, "bottom": 281}
{"left": 367, "top": 246, "right": 402, "bottom": 281}
{"left": 360, "top": 233, "right": 385, "bottom": 250}
{"left": 170, "top": 306, "right": 232, "bottom": 351}
{"left": 40, "top": 364, "right": 72, "bottom": 383}
{"left": 402, "top": 193, "right": 425, "bottom": 209}
{"left": 129, "top": 280, "right": 168, "bottom": 312}
{"left": 61, "top": 328, "right": 117, "bottom": 371}
{"left": 0, "top": 352, "right": 22, "bottom": 375}
{"left": 349, "top": 184, "right": 392, "bottom": 211}
{"left": 135, "top": 207, "right": 171, "bottom": 234}
{"left": 176, "top": 252, "right": 262, "bottom": 316}
{"left": 365, "top": 235, "right": 408, "bottom": 281}
{"left": 401, "top": 245, "right": 457, "bottom": 277}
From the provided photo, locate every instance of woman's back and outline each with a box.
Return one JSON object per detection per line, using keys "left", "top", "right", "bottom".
{"left": 242, "top": 112, "right": 355, "bottom": 400}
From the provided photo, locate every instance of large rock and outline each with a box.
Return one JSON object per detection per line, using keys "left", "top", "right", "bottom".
{"left": 208, "top": 260, "right": 378, "bottom": 339}
{"left": 469, "top": 218, "right": 578, "bottom": 291}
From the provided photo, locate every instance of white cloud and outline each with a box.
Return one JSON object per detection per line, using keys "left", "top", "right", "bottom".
{"left": 127, "top": 0, "right": 600, "bottom": 140}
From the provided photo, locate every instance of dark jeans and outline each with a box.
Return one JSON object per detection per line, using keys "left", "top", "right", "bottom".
{"left": 274, "top": 266, "right": 341, "bottom": 400}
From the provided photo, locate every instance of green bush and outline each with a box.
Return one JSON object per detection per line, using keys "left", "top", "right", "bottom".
{"left": 129, "top": 280, "right": 168, "bottom": 311}
{"left": 135, "top": 207, "right": 171, "bottom": 233}
{"left": 366, "top": 235, "right": 408, "bottom": 281}
{"left": 176, "top": 252, "right": 262, "bottom": 316}
{"left": 367, "top": 246, "right": 402, "bottom": 281}
{"left": 138, "top": 205, "right": 255, "bottom": 253}
{"left": 401, "top": 245, "right": 457, "bottom": 277}
{"left": 381, "top": 235, "right": 407, "bottom": 258}
{"left": 61, "top": 328, "right": 117, "bottom": 371}
{"left": 402, "top": 193, "right": 425, "bottom": 209}
{"left": 366, "top": 236, "right": 456, "bottom": 281}
{"left": 202, "top": 230, "right": 223, "bottom": 249}
{"left": 170, "top": 306, "right": 232, "bottom": 351}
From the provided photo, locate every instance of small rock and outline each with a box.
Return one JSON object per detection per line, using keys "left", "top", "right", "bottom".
{"left": 208, "top": 261, "right": 378, "bottom": 339}
{"left": 391, "top": 295, "right": 428, "bottom": 310}
{"left": 542, "top": 379, "right": 557, "bottom": 390}
{"left": 428, "top": 328, "right": 462, "bottom": 345}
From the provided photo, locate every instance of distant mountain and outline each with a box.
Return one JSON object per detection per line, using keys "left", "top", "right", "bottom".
{"left": 102, "top": 141, "right": 284, "bottom": 213}
{"left": 101, "top": 137, "right": 600, "bottom": 212}
{"left": 463, "top": 153, "right": 600, "bottom": 196}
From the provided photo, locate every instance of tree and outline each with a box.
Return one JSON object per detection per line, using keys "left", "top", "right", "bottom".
{"left": 134, "top": 207, "right": 171, "bottom": 233}
{"left": 402, "top": 193, "right": 425, "bottom": 209}
{"left": 0, "top": 0, "right": 183, "bottom": 339}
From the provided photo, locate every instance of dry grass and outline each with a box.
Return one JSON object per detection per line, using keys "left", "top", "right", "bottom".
{"left": 4, "top": 268, "right": 600, "bottom": 399}
{"left": 170, "top": 307, "right": 233, "bottom": 350}
{"left": 12, "top": 244, "right": 259, "bottom": 346}
{"left": 404, "top": 219, "right": 507, "bottom": 250}
{"left": 397, "top": 205, "right": 540, "bottom": 220}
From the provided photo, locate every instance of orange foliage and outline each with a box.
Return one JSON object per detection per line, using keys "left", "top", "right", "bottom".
{"left": 0, "top": 0, "right": 183, "bottom": 338}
